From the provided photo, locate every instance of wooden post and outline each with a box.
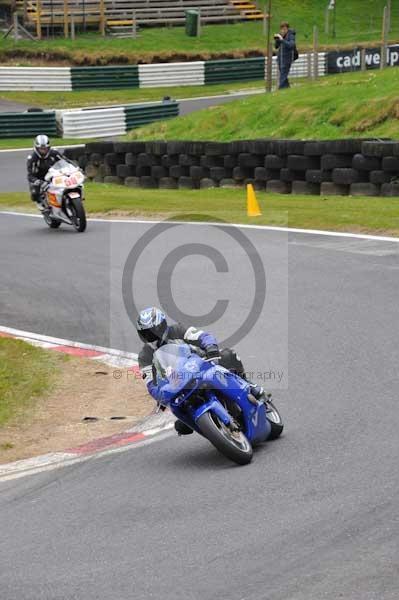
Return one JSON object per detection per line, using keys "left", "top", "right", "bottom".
{"left": 63, "top": 0, "right": 68, "bottom": 38}
{"left": 307, "top": 51, "right": 312, "bottom": 79}
{"left": 70, "top": 13, "right": 75, "bottom": 39}
{"left": 197, "top": 8, "right": 201, "bottom": 37}
{"left": 381, "top": 5, "right": 388, "bottom": 69}
{"left": 312, "top": 25, "right": 319, "bottom": 80}
{"left": 132, "top": 9, "right": 137, "bottom": 38}
{"left": 36, "top": 0, "right": 42, "bottom": 39}
{"left": 386, "top": 0, "right": 391, "bottom": 32}
{"left": 265, "top": 0, "right": 272, "bottom": 92}
{"left": 332, "top": 0, "right": 337, "bottom": 38}
{"left": 13, "top": 12, "right": 19, "bottom": 41}
{"left": 23, "top": 0, "right": 27, "bottom": 25}
{"left": 99, "top": 0, "right": 105, "bottom": 36}
{"left": 325, "top": 6, "right": 329, "bottom": 35}
{"left": 263, "top": 9, "right": 267, "bottom": 36}
{"left": 360, "top": 47, "right": 366, "bottom": 71}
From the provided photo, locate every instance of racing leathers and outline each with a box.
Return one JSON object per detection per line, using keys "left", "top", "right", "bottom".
{"left": 27, "top": 149, "right": 63, "bottom": 203}
{"left": 138, "top": 323, "right": 249, "bottom": 406}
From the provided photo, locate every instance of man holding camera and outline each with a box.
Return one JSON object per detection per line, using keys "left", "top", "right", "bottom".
{"left": 274, "top": 21, "right": 297, "bottom": 89}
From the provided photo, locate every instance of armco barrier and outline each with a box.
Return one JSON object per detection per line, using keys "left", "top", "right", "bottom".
{"left": 0, "top": 111, "right": 57, "bottom": 139}
{"left": 125, "top": 101, "right": 179, "bottom": 129}
{"left": 0, "top": 54, "right": 326, "bottom": 92}
{"left": 62, "top": 106, "right": 126, "bottom": 139}
{"left": 0, "top": 67, "right": 72, "bottom": 91}
{"left": 71, "top": 66, "right": 139, "bottom": 90}
{"left": 205, "top": 58, "right": 265, "bottom": 84}
{"left": 60, "top": 100, "right": 179, "bottom": 138}
{"left": 205, "top": 54, "right": 326, "bottom": 84}
{"left": 138, "top": 62, "right": 205, "bottom": 88}
{"left": 70, "top": 139, "right": 399, "bottom": 197}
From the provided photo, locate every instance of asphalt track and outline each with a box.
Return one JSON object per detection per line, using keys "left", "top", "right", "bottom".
{"left": 1, "top": 212, "right": 399, "bottom": 600}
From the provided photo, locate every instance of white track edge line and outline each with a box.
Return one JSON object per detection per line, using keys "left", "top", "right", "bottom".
{"left": 0, "top": 429, "right": 174, "bottom": 482}
{"left": 0, "top": 324, "right": 138, "bottom": 360}
{"left": 1, "top": 210, "right": 399, "bottom": 243}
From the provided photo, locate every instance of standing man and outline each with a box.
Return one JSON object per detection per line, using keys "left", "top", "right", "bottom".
{"left": 274, "top": 21, "right": 297, "bottom": 89}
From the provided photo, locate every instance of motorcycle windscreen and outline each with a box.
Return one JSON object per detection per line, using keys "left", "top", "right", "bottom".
{"left": 153, "top": 342, "right": 202, "bottom": 394}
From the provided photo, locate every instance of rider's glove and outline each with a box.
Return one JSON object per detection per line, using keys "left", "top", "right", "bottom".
{"left": 34, "top": 179, "right": 42, "bottom": 187}
{"left": 205, "top": 345, "right": 220, "bottom": 361}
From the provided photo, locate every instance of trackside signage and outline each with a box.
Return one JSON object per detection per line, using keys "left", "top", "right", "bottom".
{"left": 327, "top": 45, "right": 399, "bottom": 73}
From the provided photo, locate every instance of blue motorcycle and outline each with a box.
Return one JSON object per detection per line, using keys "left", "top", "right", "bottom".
{"left": 152, "top": 342, "right": 284, "bottom": 465}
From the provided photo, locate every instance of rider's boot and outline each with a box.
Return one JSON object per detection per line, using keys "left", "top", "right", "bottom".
{"left": 174, "top": 420, "right": 193, "bottom": 436}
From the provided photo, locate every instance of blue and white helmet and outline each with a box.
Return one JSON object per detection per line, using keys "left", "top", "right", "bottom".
{"left": 136, "top": 307, "right": 168, "bottom": 345}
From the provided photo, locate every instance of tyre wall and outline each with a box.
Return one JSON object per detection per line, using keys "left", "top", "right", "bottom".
{"left": 64, "top": 139, "right": 399, "bottom": 197}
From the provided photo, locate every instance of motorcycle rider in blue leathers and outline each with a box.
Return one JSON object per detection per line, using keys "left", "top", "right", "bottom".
{"left": 136, "top": 307, "right": 265, "bottom": 435}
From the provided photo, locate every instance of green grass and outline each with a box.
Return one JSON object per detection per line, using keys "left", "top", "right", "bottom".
{"left": 127, "top": 69, "right": 399, "bottom": 141}
{"left": 1, "top": 183, "right": 399, "bottom": 236}
{"left": 0, "top": 81, "right": 264, "bottom": 111}
{"left": 0, "top": 338, "right": 65, "bottom": 427}
{"left": 1, "top": 0, "right": 398, "bottom": 65}
{"left": 0, "top": 137, "right": 94, "bottom": 150}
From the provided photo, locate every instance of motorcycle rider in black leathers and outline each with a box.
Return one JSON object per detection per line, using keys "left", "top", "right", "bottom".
{"left": 136, "top": 306, "right": 266, "bottom": 435}
{"left": 27, "top": 135, "right": 63, "bottom": 207}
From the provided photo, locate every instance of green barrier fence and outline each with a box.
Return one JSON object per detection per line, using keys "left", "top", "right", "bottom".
{"left": 124, "top": 101, "right": 179, "bottom": 131}
{"left": 71, "top": 66, "right": 140, "bottom": 90}
{"left": 204, "top": 57, "right": 265, "bottom": 84}
{"left": 0, "top": 111, "right": 57, "bottom": 139}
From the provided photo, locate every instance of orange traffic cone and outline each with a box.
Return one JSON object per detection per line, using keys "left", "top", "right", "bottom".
{"left": 246, "top": 183, "right": 262, "bottom": 217}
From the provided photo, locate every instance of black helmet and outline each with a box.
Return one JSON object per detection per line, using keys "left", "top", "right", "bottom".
{"left": 34, "top": 134, "right": 51, "bottom": 159}
{"left": 136, "top": 307, "right": 168, "bottom": 345}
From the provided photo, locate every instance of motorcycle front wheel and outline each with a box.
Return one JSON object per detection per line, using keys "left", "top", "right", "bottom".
{"left": 68, "top": 197, "right": 87, "bottom": 233}
{"left": 266, "top": 400, "right": 284, "bottom": 440}
{"left": 197, "top": 412, "right": 253, "bottom": 465}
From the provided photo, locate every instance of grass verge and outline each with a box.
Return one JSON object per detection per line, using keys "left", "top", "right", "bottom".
{"left": 128, "top": 69, "right": 399, "bottom": 141}
{"left": 0, "top": 81, "right": 264, "bottom": 111}
{"left": 0, "top": 138, "right": 93, "bottom": 150}
{"left": 1, "top": 183, "right": 399, "bottom": 236}
{"left": 0, "top": 1, "right": 398, "bottom": 65}
{"left": 0, "top": 337, "right": 65, "bottom": 429}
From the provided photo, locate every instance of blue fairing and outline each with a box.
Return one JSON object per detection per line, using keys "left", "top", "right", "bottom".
{"left": 151, "top": 343, "right": 271, "bottom": 444}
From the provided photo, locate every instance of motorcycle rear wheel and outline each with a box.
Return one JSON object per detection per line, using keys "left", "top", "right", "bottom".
{"left": 43, "top": 212, "right": 61, "bottom": 229}
{"left": 197, "top": 412, "right": 253, "bottom": 465}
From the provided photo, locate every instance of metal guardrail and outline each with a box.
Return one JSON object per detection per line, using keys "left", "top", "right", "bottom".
{"left": 0, "top": 54, "right": 327, "bottom": 91}
{"left": 124, "top": 100, "right": 179, "bottom": 129}
{"left": 205, "top": 58, "right": 265, "bottom": 84}
{"left": 0, "top": 67, "right": 72, "bottom": 91}
{"left": 0, "top": 111, "right": 57, "bottom": 139}
{"left": 71, "top": 66, "right": 139, "bottom": 90}
{"left": 62, "top": 106, "right": 126, "bottom": 138}
{"left": 138, "top": 62, "right": 205, "bottom": 88}
{"left": 60, "top": 100, "right": 179, "bottom": 138}
{"left": 265, "top": 53, "right": 327, "bottom": 79}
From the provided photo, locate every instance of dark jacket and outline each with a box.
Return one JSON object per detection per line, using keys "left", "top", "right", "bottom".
{"left": 27, "top": 149, "right": 63, "bottom": 184}
{"left": 275, "top": 29, "right": 296, "bottom": 68}
{"left": 138, "top": 323, "right": 217, "bottom": 372}
{"left": 138, "top": 324, "right": 218, "bottom": 403}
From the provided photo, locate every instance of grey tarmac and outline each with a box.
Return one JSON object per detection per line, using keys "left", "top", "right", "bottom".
{"left": 0, "top": 213, "right": 398, "bottom": 600}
